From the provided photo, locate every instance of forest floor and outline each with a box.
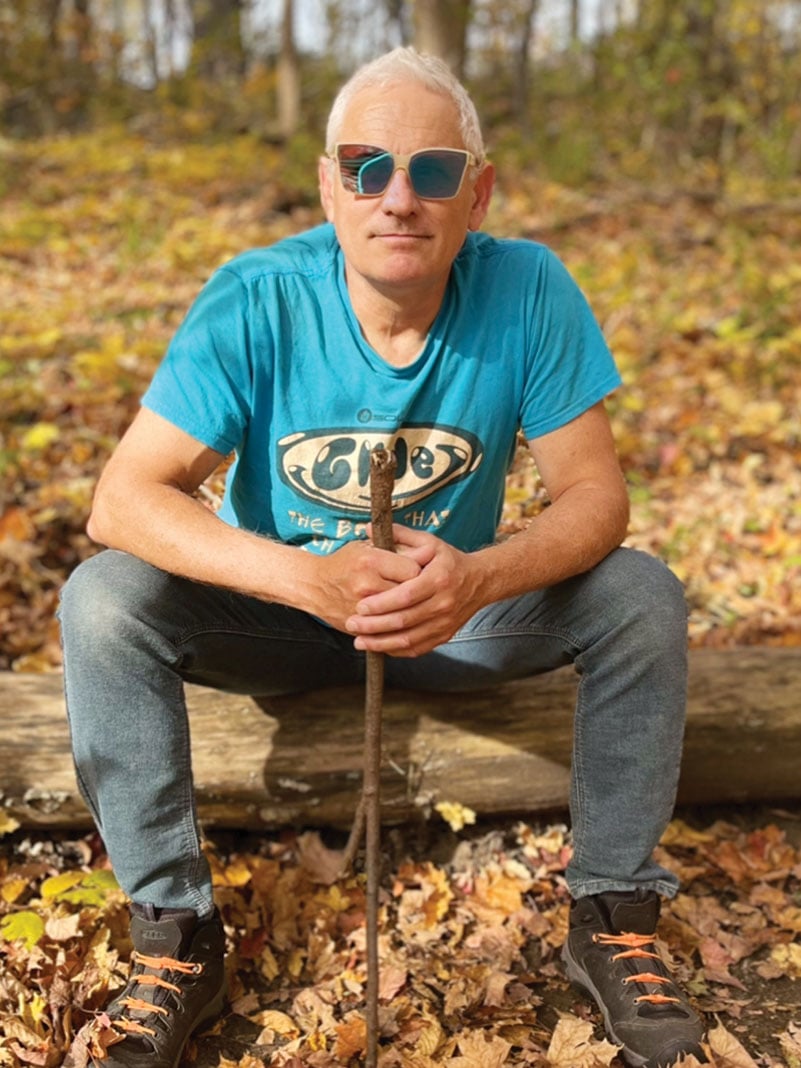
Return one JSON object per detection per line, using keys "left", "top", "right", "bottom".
{"left": 2, "top": 801, "right": 801, "bottom": 1068}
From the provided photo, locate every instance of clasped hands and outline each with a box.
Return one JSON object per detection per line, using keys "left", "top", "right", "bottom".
{"left": 316, "top": 524, "right": 482, "bottom": 658}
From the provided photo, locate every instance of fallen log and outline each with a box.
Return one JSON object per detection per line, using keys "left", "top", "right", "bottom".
{"left": 1, "top": 647, "right": 799, "bottom": 830}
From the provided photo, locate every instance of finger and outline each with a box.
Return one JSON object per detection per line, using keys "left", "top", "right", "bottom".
{"left": 356, "top": 544, "right": 422, "bottom": 585}
{"left": 352, "top": 621, "right": 446, "bottom": 657}
{"left": 352, "top": 568, "right": 435, "bottom": 618}
{"left": 367, "top": 522, "right": 439, "bottom": 559}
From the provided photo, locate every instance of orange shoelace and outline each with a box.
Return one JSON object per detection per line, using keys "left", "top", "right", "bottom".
{"left": 114, "top": 952, "right": 204, "bottom": 1037}
{"left": 593, "top": 931, "right": 682, "bottom": 1006}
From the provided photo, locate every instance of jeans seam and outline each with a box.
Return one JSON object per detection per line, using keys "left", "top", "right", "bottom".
{"left": 173, "top": 622, "right": 349, "bottom": 649}
{"left": 449, "top": 623, "right": 585, "bottom": 648}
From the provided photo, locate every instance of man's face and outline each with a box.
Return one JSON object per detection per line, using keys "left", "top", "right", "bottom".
{"left": 319, "top": 80, "right": 494, "bottom": 299}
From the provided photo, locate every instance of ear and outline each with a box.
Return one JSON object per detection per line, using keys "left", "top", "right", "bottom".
{"left": 467, "top": 161, "right": 495, "bottom": 231}
{"left": 318, "top": 156, "right": 336, "bottom": 222}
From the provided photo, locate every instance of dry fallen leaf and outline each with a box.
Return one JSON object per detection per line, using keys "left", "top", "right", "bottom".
{"left": 706, "top": 1019, "right": 761, "bottom": 1066}
{"left": 449, "top": 1028, "right": 511, "bottom": 1068}
{"left": 333, "top": 1013, "right": 367, "bottom": 1060}
{"left": 545, "top": 1016, "right": 619, "bottom": 1067}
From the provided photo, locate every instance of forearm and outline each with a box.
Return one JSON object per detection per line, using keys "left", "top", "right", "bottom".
{"left": 88, "top": 479, "right": 317, "bottom": 611}
{"left": 467, "top": 481, "right": 630, "bottom": 607}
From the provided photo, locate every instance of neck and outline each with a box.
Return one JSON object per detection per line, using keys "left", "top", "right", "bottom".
{"left": 346, "top": 272, "right": 447, "bottom": 368}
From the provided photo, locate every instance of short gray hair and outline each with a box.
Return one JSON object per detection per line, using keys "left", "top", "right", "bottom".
{"left": 325, "top": 47, "right": 485, "bottom": 161}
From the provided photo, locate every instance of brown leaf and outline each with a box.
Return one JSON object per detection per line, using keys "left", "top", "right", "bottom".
{"left": 333, "top": 1014, "right": 366, "bottom": 1060}
{"left": 378, "top": 963, "right": 407, "bottom": 1001}
{"left": 706, "top": 1020, "right": 760, "bottom": 1066}
{"left": 45, "top": 912, "right": 83, "bottom": 942}
{"left": 779, "top": 1021, "right": 801, "bottom": 1062}
{"left": 296, "top": 832, "right": 346, "bottom": 886}
{"left": 545, "top": 1016, "right": 619, "bottom": 1067}
{"left": 450, "top": 1029, "right": 512, "bottom": 1068}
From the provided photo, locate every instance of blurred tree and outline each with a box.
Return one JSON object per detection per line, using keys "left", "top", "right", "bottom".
{"left": 189, "top": 0, "right": 246, "bottom": 81}
{"left": 277, "top": 0, "right": 301, "bottom": 137}
{"left": 411, "top": 0, "right": 472, "bottom": 77}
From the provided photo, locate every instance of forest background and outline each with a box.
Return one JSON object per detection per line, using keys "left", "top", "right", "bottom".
{"left": 2, "top": 0, "right": 801, "bottom": 669}
{"left": 1, "top": 3, "right": 801, "bottom": 1067}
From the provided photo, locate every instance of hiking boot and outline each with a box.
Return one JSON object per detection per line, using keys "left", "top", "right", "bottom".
{"left": 80, "top": 904, "right": 226, "bottom": 1068}
{"left": 561, "top": 890, "right": 706, "bottom": 1068}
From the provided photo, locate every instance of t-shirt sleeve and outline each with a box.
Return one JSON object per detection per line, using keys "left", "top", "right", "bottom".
{"left": 141, "top": 265, "right": 256, "bottom": 455}
{"left": 519, "top": 248, "right": 621, "bottom": 441}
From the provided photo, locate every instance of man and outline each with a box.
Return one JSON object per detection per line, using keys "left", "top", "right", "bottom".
{"left": 59, "top": 46, "right": 706, "bottom": 1068}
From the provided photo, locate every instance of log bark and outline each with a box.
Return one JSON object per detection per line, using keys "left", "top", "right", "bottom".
{"left": 1, "top": 647, "right": 799, "bottom": 830}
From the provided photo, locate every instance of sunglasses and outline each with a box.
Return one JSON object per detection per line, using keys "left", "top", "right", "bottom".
{"left": 332, "top": 143, "right": 478, "bottom": 200}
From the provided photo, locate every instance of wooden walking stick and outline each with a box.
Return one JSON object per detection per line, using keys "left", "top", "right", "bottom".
{"left": 354, "top": 446, "right": 396, "bottom": 1068}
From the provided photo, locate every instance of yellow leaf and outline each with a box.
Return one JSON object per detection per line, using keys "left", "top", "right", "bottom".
{"left": 251, "top": 1009, "right": 299, "bottom": 1039}
{"left": 0, "top": 812, "right": 20, "bottom": 837}
{"left": 770, "top": 942, "right": 801, "bottom": 979}
{"left": 435, "top": 801, "right": 477, "bottom": 833}
{"left": 26, "top": 993, "right": 48, "bottom": 1027}
{"left": 41, "top": 871, "right": 84, "bottom": 898}
{"left": 287, "top": 947, "right": 305, "bottom": 978}
{"left": 215, "top": 858, "right": 252, "bottom": 888}
{"left": 1, "top": 877, "right": 28, "bottom": 903}
{"left": 260, "top": 945, "right": 279, "bottom": 981}
{"left": 20, "top": 421, "right": 60, "bottom": 452}
{"left": 0, "top": 910, "right": 46, "bottom": 948}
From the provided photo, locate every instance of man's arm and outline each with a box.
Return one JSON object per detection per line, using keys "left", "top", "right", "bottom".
{"left": 87, "top": 408, "right": 421, "bottom": 629}
{"left": 346, "top": 401, "right": 630, "bottom": 655}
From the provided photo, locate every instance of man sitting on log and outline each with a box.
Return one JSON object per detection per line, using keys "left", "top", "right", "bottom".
{"left": 58, "top": 46, "right": 706, "bottom": 1068}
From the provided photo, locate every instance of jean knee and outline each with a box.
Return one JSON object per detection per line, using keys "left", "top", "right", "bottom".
{"left": 597, "top": 548, "right": 688, "bottom": 642}
{"left": 59, "top": 550, "right": 155, "bottom": 651}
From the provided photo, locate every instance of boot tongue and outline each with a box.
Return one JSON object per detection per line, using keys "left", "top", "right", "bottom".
{"left": 602, "top": 890, "right": 661, "bottom": 935}
{"left": 130, "top": 904, "right": 198, "bottom": 958}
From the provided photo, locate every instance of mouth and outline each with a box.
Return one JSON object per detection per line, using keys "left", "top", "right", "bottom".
{"left": 372, "top": 232, "right": 431, "bottom": 241}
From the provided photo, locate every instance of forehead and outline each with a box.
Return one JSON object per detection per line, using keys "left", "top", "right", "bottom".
{"left": 338, "top": 81, "right": 464, "bottom": 151}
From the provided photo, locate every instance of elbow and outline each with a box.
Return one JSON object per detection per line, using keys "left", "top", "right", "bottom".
{"left": 86, "top": 503, "right": 108, "bottom": 547}
{"left": 615, "top": 484, "right": 631, "bottom": 546}
{"left": 85, "top": 508, "right": 104, "bottom": 545}
{"left": 86, "top": 485, "right": 117, "bottom": 547}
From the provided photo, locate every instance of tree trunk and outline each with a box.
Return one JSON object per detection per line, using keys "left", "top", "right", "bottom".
{"left": 569, "top": 0, "right": 580, "bottom": 45}
{"left": 277, "top": 0, "right": 301, "bottom": 139}
{"left": 514, "top": 0, "right": 540, "bottom": 125}
{"left": 2, "top": 648, "right": 800, "bottom": 831}
{"left": 190, "top": 0, "right": 245, "bottom": 81}
{"left": 412, "top": 0, "right": 471, "bottom": 78}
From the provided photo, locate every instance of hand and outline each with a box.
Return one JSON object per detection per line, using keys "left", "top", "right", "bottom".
{"left": 305, "top": 536, "right": 422, "bottom": 632}
{"left": 344, "top": 525, "right": 483, "bottom": 657}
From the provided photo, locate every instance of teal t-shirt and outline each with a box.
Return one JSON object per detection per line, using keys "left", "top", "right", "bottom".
{"left": 142, "top": 223, "right": 621, "bottom": 555}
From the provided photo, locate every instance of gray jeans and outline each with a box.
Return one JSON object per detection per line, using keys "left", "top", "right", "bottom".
{"left": 58, "top": 546, "right": 688, "bottom": 917}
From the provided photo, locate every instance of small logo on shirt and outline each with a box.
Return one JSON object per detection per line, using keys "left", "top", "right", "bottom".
{"left": 277, "top": 425, "right": 483, "bottom": 513}
{"left": 357, "top": 408, "right": 398, "bottom": 424}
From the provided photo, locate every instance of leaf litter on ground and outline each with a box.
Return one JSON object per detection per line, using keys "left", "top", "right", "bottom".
{"left": 1, "top": 806, "right": 800, "bottom": 1067}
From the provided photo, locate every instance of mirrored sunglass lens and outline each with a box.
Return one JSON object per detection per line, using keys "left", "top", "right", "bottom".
{"left": 336, "top": 146, "right": 385, "bottom": 192}
{"left": 357, "top": 153, "right": 394, "bottom": 194}
{"left": 410, "top": 151, "right": 467, "bottom": 198}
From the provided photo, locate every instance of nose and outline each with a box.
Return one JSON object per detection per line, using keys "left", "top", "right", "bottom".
{"left": 380, "top": 166, "right": 418, "bottom": 213}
